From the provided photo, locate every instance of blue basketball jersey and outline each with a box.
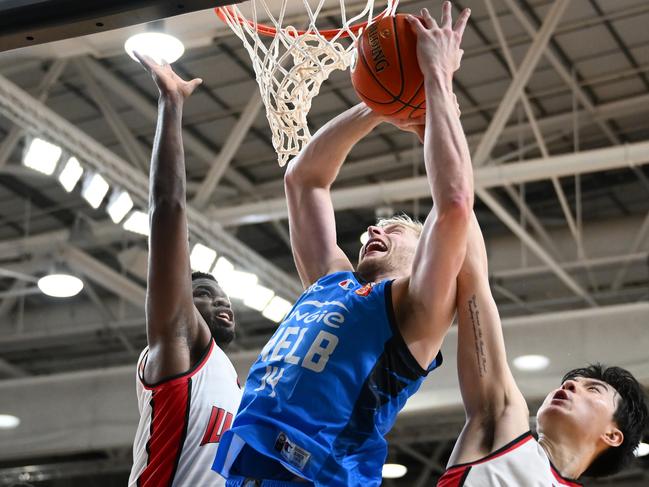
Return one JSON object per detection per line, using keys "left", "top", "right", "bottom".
{"left": 213, "top": 271, "right": 442, "bottom": 486}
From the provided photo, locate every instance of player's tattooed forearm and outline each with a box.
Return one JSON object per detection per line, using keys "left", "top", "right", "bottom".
{"left": 468, "top": 294, "right": 487, "bottom": 377}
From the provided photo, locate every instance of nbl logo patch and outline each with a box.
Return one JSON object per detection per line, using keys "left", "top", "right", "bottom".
{"left": 338, "top": 279, "right": 355, "bottom": 291}
{"left": 274, "top": 432, "right": 311, "bottom": 470}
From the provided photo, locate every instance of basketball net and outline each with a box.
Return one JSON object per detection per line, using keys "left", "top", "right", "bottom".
{"left": 216, "top": 0, "right": 399, "bottom": 166}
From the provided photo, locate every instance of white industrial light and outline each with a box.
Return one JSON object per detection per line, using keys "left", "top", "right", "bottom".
{"left": 634, "top": 442, "right": 649, "bottom": 457}
{"left": 513, "top": 354, "right": 550, "bottom": 371}
{"left": 82, "top": 173, "right": 110, "bottom": 209}
{"left": 243, "top": 284, "right": 275, "bottom": 311}
{"left": 107, "top": 190, "right": 134, "bottom": 224}
{"left": 190, "top": 243, "right": 217, "bottom": 272}
{"left": 23, "top": 138, "right": 62, "bottom": 175}
{"left": 382, "top": 464, "right": 407, "bottom": 479}
{"left": 125, "top": 32, "right": 185, "bottom": 65}
{"left": 122, "top": 211, "right": 149, "bottom": 236}
{"left": 212, "top": 257, "right": 234, "bottom": 281}
{"left": 360, "top": 232, "right": 369, "bottom": 245}
{"left": 222, "top": 270, "right": 258, "bottom": 300}
{"left": 37, "top": 273, "right": 84, "bottom": 298}
{"left": 58, "top": 157, "right": 83, "bottom": 192}
{"left": 262, "top": 296, "right": 292, "bottom": 323}
{"left": 0, "top": 414, "right": 20, "bottom": 429}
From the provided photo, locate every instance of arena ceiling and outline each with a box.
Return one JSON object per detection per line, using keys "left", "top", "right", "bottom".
{"left": 0, "top": 0, "right": 648, "bottom": 485}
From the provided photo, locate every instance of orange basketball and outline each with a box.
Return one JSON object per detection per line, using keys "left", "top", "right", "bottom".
{"left": 351, "top": 14, "right": 425, "bottom": 119}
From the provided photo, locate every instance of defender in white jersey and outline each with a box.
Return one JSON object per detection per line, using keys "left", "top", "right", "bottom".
{"left": 439, "top": 432, "right": 581, "bottom": 487}
{"left": 128, "top": 52, "right": 241, "bottom": 487}
{"left": 438, "top": 215, "right": 648, "bottom": 485}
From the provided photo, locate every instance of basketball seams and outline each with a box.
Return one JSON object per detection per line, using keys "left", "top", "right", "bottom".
{"left": 352, "top": 14, "right": 426, "bottom": 119}
{"left": 392, "top": 15, "right": 406, "bottom": 99}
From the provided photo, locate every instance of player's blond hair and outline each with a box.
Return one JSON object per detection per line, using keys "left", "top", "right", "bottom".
{"left": 376, "top": 214, "right": 424, "bottom": 237}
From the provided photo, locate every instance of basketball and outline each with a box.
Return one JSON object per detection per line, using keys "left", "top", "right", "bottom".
{"left": 351, "top": 14, "right": 425, "bottom": 119}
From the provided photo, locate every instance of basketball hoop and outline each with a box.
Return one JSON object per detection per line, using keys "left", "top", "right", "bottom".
{"left": 215, "top": 0, "right": 399, "bottom": 166}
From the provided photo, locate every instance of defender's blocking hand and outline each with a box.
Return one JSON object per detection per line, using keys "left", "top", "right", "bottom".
{"left": 134, "top": 51, "right": 202, "bottom": 101}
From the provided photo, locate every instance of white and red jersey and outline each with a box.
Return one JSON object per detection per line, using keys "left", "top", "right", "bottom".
{"left": 129, "top": 339, "right": 242, "bottom": 487}
{"left": 438, "top": 432, "right": 583, "bottom": 487}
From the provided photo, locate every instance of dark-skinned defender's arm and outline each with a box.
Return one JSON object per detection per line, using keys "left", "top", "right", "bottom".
{"left": 136, "top": 52, "right": 210, "bottom": 384}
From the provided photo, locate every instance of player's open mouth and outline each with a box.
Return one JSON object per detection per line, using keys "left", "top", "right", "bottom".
{"left": 364, "top": 238, "right": 388, "bottom": 257}
{"left": 215, "top": 308, "right": 234, "bottom": 323}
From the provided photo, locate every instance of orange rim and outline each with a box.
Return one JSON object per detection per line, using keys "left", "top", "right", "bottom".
{"left": 215, "top": 5, "right": 392, "bottom": 40}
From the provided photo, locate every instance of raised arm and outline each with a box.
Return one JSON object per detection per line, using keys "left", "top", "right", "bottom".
{"left": 395, "top": 3, "right": 474, "bottom": 368}
{"left": 136, "top": 53, "right": 209, "bottom": 384}
{"left": 447, "top": 214, "right": 529, "bottom": 466}
{"left": 284, "top": 104, "right": 383, "bottom": 288}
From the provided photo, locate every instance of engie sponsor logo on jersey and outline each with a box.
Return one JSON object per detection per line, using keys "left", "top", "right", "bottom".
{"left": 285, "top": 300, "right": 349, "bottom": 329}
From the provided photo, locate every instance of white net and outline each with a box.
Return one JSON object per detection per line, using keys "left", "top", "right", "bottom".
{"left": 216, "top": 0, "right": 399, "bottom": 166}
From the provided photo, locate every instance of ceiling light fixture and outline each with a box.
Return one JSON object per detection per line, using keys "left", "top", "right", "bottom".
{"left": 221, "top": 270, "right": 258, "bottom": 300}
{"left": 0, "top": 414, "right": 20, "bottom": 429}
{"left": 243, "top": 284, "right": 275, "bottom": 312}
{"left": 262, "top": 296, "right": 292, "bottom": 323}
{"left": 382, "top": 463, "right": 407, "bottom": 479}
{"left": 125, "top": 32, "right": 185, "bottom": 65}
{"left": 513, "top": 354, "right": 550, "bottom": 371}
{"left": 81, "top": 173, "right": 110, "bottom": 209}
{"left": 37, "top": 273, "right": 84, "bottom": 298}
{"left": 212, "top": 257, "right": 234, "bottom": 281}
{"left": 122, "top": 211, "right": 149, "bottom": 236}
{"left": 107, "top": 190, "right": 134, "bottom": 224}
{"left": 58, "top": 157, "right": 83, "bottom": 192}
{"left": 23, "top": 138, "right": 61, "bottom": 175}
{"left": 190, "top": 243, "right": 217, "bottom": 273}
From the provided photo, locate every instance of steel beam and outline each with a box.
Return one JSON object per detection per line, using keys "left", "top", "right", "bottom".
{"left": 75, "top": 58, "right": 150, "bottom": 171}
{"left": 0, "top": 358, "right": 29, "bottom": 378}
{"left": 0, "top": 59, "right": 67, "bottom": 168}
{"left": 610, "top": 210, "right": 649, "bottom": 291}
{"left": 80, "top": 56, "right": 257, "bottom": 194}
{"left": 81, "top": 56, "right": 292, "bottom": 249}
{"left": 0, "top": 220, "right": 139, "bottom": 261}
{"left": 0, "top": 71, "right": 302, "bottom": 297}
{"left": 233, "top": 91, "right": 649, "bottom": 199}
{"left": 485, "top": 0, "right": 578, "bottom": 250}
{"left": 62, "top": 245, "right": 146, "bottom": 310}
{"left": 477, "top": 187, "right": 596, "bottom": 306}
{"left": 0, "top": 281, "right": 26, "bottom": 318}
{"left": 472, "top": 0, "right": 570, "bottom": 167}
{"left": 210, "top": 139, "right": 649, "bottom": 225}
{"left": 192, "top": 92, "right": 263, "bottom": 208}
{"left": 502, "top": 0, "right": 621, "bottom": 146}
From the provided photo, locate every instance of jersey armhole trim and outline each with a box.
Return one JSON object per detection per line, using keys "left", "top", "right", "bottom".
{"left": 446, "top": 431, "right": 534, "bottom": 470}
{"left": 139, "top": 338, "right": 215, "bottom": 390}
{"left": 383, "top": 280, "right": 439, "bottom": 377}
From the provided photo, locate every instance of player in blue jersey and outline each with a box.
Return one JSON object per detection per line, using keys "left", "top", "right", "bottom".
{"left": 214, "top": 2, "right": 473, "bottom": 486}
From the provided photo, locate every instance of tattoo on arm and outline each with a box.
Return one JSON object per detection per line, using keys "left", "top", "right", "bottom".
{"left": 468, "top": 294, "right": 487, "bottom": 377}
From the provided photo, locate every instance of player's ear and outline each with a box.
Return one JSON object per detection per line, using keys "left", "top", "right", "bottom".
{"left": 601, "top": 426, "right": 623, "bottom": 448}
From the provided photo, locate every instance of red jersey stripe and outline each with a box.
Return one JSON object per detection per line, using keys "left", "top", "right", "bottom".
{"left": 437, "top": 465, "right": 471, "bottom": 487}
{"left": 138, "top": 379, "right": 192, "bottom": 486}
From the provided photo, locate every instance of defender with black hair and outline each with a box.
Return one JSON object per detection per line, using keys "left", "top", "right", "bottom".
{"left": 438, "top": 215, "right": 648, "bottom": 486}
